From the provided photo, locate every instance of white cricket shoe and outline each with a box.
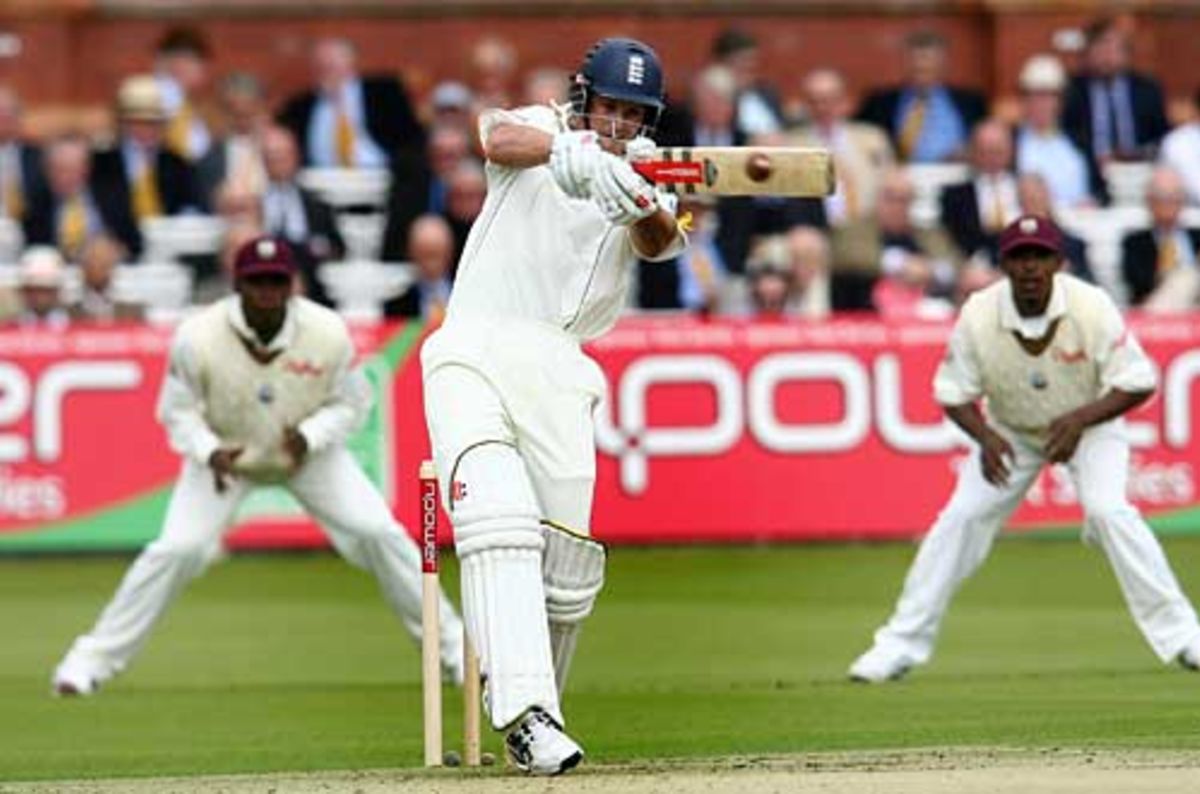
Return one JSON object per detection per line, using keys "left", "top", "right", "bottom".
{"left": 1177, "top": 638, "right": 1200, "bottom": 671}
{"left": 51, "top": 653, "right": 105, "bottom": 697}
{"left": 848, "top": 645, "right": 913, "bottom": 683}
{"left": 505, "top": 707, "right": 584, "bottom": 776}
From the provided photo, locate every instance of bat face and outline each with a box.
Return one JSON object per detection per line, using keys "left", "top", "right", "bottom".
{"left": 631, "top": 147, "right": 835, "bottom": 197}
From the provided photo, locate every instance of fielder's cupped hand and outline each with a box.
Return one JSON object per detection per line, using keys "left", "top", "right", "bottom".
{"left": 1045, "top": 411, "right": 1086, "bottom": 463}
{"left": 208, "top": 447, "right": 244, "bottom": 494}
{"left": 549, "top": 130, "right": 604, "bottom": 199}
{"left": 979, "top": 430, "right": 1015, "bottom": 487}
{"left": 593, "top": 154, "right": 658, "bottom": 226}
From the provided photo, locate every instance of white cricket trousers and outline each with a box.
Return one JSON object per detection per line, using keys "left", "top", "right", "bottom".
{"left": 63, "top": 446, "right": 462, "bottom": 680}
{"left": 872, "top": 420, "right": 1200, "bottom": 665}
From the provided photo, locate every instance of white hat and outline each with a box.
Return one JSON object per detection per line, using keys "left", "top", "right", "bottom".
{"left": 18, "top": 246, "right": 66, "bottom": 288}
{"left": 117, "top": 74, "right": 167, "bottom": 122}
{"left": 1019, "top": 55, "right": 1066, "bottom": 93}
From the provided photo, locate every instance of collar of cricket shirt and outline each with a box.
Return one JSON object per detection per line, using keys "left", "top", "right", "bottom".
{"left": 226, "top": 294, "right": 298, "bottom": 356}
{"left": 999, "top": 271, "right": 1067, "bottom": 340}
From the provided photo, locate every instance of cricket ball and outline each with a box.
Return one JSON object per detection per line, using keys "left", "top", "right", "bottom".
{"left": 746, "top": 152, "right": 772, "bottom": 182}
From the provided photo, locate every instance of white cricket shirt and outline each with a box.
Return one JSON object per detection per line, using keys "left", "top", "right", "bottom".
{"left": 446, "top": 104, "right": 685, "bottom": 342}
{"left": 156, "top": 295, "right": 372, "bottom": 482}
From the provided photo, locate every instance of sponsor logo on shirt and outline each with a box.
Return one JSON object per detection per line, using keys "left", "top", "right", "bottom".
{"left": 284, "top": 359, "right": 325, "bottom": 377}
{"left": 1052, "top": 348, "right": 1088, "bottom": 364}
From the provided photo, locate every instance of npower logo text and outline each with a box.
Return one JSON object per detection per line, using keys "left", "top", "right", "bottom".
{"left": 594, "top": 352, "right": 1200, "bottom": 495}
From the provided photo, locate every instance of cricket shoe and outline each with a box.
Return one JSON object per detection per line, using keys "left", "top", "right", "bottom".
{"left": 848, "top": 645, "right": 913, "bottom": 683}
{"left": 505, "top": 707, "right": 584, "bottom": 776}
{"left": 1176, "top": 638, "right": 1200, "bottom": 671}
{"left": 51, "top": 654, "right": 105, "bottom": 697}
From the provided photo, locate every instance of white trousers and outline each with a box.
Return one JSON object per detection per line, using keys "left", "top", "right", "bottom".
{"left": 423, "top": 319, "right": 602, "bottom": 728}
{"left": 63, "top": 446, "right": 463, "bottom": 680}
{"left": 873, "top": 420, "right": 1200, "bottom": 665}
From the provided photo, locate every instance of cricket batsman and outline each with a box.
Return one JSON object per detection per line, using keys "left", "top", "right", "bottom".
{"left": 421, "top": 38, "right": 687, "bottom": 774}
{"left": 53, "top": 237, "right": 465, "bottom": 695}
{"left": 850, "top": 215, "right": 1200, "bottom": 683}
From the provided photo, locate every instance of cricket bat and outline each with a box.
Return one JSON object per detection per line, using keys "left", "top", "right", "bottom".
{"left": 631, "top": 146, "right": 835, "bottom": 197}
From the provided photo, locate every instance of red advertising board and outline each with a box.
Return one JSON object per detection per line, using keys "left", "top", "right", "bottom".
{"left": 2, "top": 315, "right": 1199, "bottom": 552}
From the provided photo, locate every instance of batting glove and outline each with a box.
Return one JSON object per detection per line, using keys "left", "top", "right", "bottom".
{"left": 549, "top": 130, "right": 604, "bottom": 199}
{"left": 624, "top": 135, "right": 658, "bottom": 163}
{"left": 593, "top": 154, "right": 659, "bottom": 226}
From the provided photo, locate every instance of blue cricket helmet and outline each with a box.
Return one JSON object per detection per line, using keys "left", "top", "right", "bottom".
{"left": 570, "top": 37, "right": 666, "bottom": 135}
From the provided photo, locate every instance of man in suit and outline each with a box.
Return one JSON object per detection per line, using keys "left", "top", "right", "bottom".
{"left": 195, "top": 72, "right": 271, "bottom": 207}
{"left": 0, "top": 86, "right": 46, "bottom": 223}
{"left": 154, "top": 27, "right": 216, "bottom": 163}
{"left": 792, "top": 68, "right": 895, "bottom": 226}
{"left": 259, "top": 125, "right": 344, "bottom": 306}
{"left": 440, "top": 159, "right": 487, "bottom": 265}
{"left": 380, "top": 124, "right": 472, "bottom": 262}
{"left": 1062, "top": 17, "right": 1168, "bottom": 163}
{"left": 710, "top": 28, "right": 786, "bottom": 138}
{"left": 24, "top": 134, "right": 141, "bottom": 261}
{"left": 833, "top": 168, "right": 960, "bottom": 313}
{"left": 1121, "top": 168, "right": 1200, "bottom": 308}
{"left": 1014, "top": 55, "right": 1107, "bottom": 208}
{"left": 940, "top": 120, "right": 1020, "bottom": 259}
{"left": 278, "top": 37, "right": 425, "bottom": 168}
{"left": 856, "top": 30, "right": 987, "bottom": 163}
{"left": 69, "top": 234, "right": 145, "bottom": 324}
{"left": 91, "top": 74, "right": 204, "bottom": 237}
{"left": 383, "top": 214, "right": 454, "bottom": 321}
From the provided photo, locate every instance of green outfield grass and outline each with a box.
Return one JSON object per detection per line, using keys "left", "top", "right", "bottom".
{"left": 3, "top": 537, "right": 1200, "bottom": 782}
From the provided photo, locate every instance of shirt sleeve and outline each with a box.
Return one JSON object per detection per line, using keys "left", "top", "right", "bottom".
{"left": 296, "top": 337, "right": 374, "bottom": 454}
{"left": 1092, "top": 292, "right": 1158, "bottom": 394}
{"left": 155, "top": 329, "right": 222, "bottom": 465}
{"left": 933, "top": 315, "right": 984, "bottom": 407}
{"left": 478, "top": 104, "right": 560, "bottom": 149}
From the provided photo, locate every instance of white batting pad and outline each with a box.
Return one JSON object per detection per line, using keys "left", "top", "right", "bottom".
{"left": 452, "top": 442, "right": 562, "bottom": 728}
{"left": 542, "top": 523, "right": 606, "bottom": 624}
{"left": 542, "top": 523, "right": 606, "bottom": 695}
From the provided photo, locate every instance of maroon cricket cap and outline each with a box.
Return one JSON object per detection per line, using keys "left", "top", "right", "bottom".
{"left": 234, "top": 236, "right": 297, "bottom": 279}
{"left": 998, "top": 214, "right": 1063, "bottom": 257}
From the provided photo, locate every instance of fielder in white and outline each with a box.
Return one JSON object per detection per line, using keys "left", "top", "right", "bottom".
{"left": 850, "top": 215, "right": 1200, "bottom": 683}
{"left": 421, "top": 38, "right": 686, "bottom": 774}
{"left": 53, "top": 236, "right": 465, "bottom": 695}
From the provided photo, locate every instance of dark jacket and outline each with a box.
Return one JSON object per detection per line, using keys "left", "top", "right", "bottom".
{"left": 278, "top": 75, "right": 426, "bottom": 166}
{"left": 939, "top": 180, "right": 991, "bottom": 258}
{"left": 22, "top": 186, "right": 141, "bottom": 259}
{"left": 380, "top": 149, "right": 435, "bottom": 262}
{"left": 265, "top": 186, "right": 345, "bottom": 307}
{"left": 1062, "top": 71, "right": 1169, "bottom": 159}
{"left": 1121, "top": 228, "right": 1200, "bottom": 305}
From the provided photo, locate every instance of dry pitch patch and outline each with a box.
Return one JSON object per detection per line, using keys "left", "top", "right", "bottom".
{"left": 6, "top": 748, "right": 1200, "bottom": 793}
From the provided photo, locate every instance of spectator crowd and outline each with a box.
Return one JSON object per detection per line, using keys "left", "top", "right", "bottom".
{"left": 1, "top": 16, "right": 1198, "bottom": 327}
